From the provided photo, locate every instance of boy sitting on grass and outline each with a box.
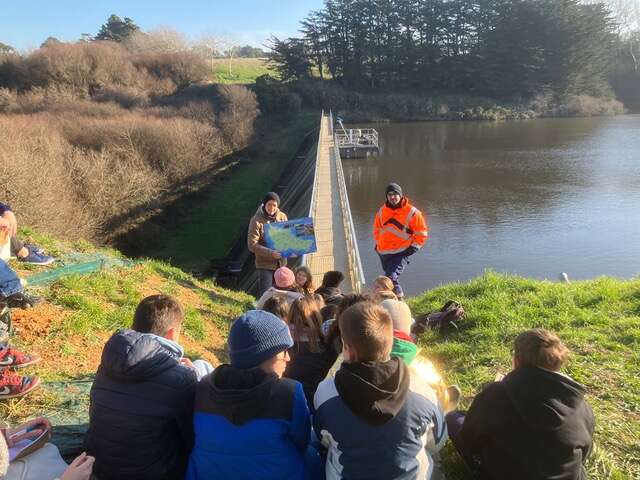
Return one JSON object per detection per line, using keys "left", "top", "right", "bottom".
{"left": 446, "top": 329, "right": 595, "bottom": 480}
{"left": 187, "top": 310, "right": 322, "bottom": 480}
{"left": 85, "top": 295, "right": 209, "bottom": 480}
{"left": 314, "top": 302, "right": 447, "bottom": 480}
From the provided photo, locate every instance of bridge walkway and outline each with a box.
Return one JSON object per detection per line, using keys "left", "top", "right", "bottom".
{"left": 304, "top": 112, "right": 364, "bottom": 294}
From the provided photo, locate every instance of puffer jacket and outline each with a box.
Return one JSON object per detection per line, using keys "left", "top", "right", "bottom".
{"left": 186, "top": 365, "right": 313, "bottom": 480}
{"left": 247, "top": 206, "right": 288, "bottom": 270}
{"left": 84, "top": 329, "right": 197, "bottom": 480}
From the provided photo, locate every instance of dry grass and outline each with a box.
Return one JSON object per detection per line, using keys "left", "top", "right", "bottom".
{"left": 0, "top": 41, "right": 260, "bottom": 242}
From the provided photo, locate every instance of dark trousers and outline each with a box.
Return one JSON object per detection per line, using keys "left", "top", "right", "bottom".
{"left": 256, "top": 268, "right": 275, "bottom": 297}
{"left": 446, "top": 411, "right": 484, "bottom": 478}
{"left": 378, "top": 252, "right": 410, "bottom": 298}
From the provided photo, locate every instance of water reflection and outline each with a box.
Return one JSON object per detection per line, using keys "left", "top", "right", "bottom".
{"left": 345, "top": 115, "right": 640, "bottom": 295}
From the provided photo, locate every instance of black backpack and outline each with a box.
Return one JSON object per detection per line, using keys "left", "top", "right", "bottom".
{"left": 412, "top": 300, "right": 464, "bottom": 335}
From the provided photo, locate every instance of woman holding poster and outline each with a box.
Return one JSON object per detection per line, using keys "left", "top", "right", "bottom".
{"left": 247, "top": 192, "right": 288, "bottom": 296}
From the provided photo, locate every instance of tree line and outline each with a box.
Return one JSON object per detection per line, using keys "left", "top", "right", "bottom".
{"left": 271, "top": 0, "right": 635, "bottom": 101}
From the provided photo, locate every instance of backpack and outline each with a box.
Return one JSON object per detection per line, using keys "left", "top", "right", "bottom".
{"left": 412, "top": 300, "right": 464, "bottom": 335}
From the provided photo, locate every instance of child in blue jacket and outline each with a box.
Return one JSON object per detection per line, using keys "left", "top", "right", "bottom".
{"left": 187, "top": 310, "right": 323, "bottom": 480}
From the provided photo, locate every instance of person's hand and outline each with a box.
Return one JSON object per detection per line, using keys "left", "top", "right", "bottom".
{"left": 405, "top": 246, "right": 419, "bottom": 256}
{"left": 61, "top": 452, "right": 95, "bottom": 480}
{"left": 1, "top": 210, "right": 17, "bottom": 237}
{"left": 5, "top": 417, "right": 51, "bottom": 446}
{"left": 271, "top": 250, "right": 282, "bottom": 259}
{"left": 179, "top": 357, "right": 195, "bottom": 369}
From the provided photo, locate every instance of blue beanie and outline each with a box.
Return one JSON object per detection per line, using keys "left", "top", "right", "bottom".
{"left": 228, "top": 310, "right": 293, "bottom": 369}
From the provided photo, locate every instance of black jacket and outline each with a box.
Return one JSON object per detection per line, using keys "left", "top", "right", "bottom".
{"left": 460, "top": 366, "right": 595, "bottom": 480}
{"left": 84, "top": 330, "right": 197, "bottom": 480}
{"left": 284, "top": 340, "right": 339, "bottom": 408}
{"left": 314, "top": 286, "right": 343, "bottom": 306}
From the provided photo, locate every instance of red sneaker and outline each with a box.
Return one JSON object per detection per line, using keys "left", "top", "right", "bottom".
{"left": 0, "top": 371, "right": 40, "bottom": 399}
{"left": 0, "top": 346, "right": 41, "bottom": 369}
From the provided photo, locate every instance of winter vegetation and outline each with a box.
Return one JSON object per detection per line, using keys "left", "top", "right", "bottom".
{"left": 263, "top": 0, "right": 640, "bottom": 116}
{"left": 0, "top": 17, "right": 262, "bottom": 244}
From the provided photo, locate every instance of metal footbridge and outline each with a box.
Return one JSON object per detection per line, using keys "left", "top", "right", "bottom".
{"left": 303, "top": 111, "right": 365, "bottom": 293}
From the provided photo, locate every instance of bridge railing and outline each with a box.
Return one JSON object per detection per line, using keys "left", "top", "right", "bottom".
{"left": 329, "top": 110, "right": 366, "bottom": 293}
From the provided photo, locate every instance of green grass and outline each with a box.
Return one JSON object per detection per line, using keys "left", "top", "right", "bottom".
{"left": 148, "top": 109, "right": 318, "bottom": 268}
{"left": 210, "top": 57, "right": 275, "bottom": 84}
{"left": 408, "top": 271, "right": 640, "bottom": 480}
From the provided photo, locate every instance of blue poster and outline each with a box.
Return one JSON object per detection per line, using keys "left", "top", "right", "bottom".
{"left": 264, "top": 217, "right": 317, "bottom": 257}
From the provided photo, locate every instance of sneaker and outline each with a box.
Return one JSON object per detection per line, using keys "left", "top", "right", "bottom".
{"left": 0, "top": 346, "right": 41, "bottom": 369}
{"left": 0, "top": 370, "right": 40, "bottom": 399}
{"left": 19, "top": 245, "right": 55, "bottom": 266}
{"left": 1, "top": 292, "right": 44, "bottom": 309}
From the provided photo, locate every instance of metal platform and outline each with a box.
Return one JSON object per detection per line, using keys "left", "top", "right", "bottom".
{"left": 335, "top": 121, "right": 380, "bottom": 159}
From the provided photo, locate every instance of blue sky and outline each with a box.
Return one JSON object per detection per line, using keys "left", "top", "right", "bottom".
{"left": 1, "top": 0, "right": 325, "bottom": 51}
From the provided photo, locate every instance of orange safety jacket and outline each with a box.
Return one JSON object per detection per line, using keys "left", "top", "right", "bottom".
{"left": 373, "top": 198, "right": 428, "bottom": 255}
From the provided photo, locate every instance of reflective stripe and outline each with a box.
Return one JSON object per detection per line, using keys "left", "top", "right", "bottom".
{"left": 380, "top": 226, "right": 411, "bottom": 240}
{"left": 411, "top": 243, "right": 422, "bottom": 248}
{"left": 377, "top": 246, "right": 410, "bottom": 255}
{"left": 414, "top": 230, "right": 428, "bottom": 237}
{"left": 404, "top": 207, "right": 418, "bottom": 229}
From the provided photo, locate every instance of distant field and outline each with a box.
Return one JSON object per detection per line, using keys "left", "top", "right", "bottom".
{"left": 210, "top": 57, "right": 275, "bottom": 84}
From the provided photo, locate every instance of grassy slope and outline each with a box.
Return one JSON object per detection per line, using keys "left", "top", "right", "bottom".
{"left": 1, "top": 228, "right": 254, "bottom": 425}
{"left": 148, "top": 109, "right": 318, "bottom": 268}
{"left": 211, "top": 57, "right": 275, "bottom": 84}
{"left": 409, "top": 272, "right": 640, "bottom": 480}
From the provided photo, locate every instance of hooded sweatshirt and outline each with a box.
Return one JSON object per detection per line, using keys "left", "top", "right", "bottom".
{"left": 186, "top": 365, "right": 313, "bottom": 480}
{"left": 314, "top": 357, "right": 447, "bottom": 480}
{"left": 84, "top": 329, "right": 197, "bottom": 480}
{"left": 459, "top": 366, "right": 595, "bottom": 480}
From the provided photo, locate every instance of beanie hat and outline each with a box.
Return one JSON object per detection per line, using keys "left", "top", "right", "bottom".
{"left": 385, "top": 183, "right": 403, "bottom": 197}
{"left": 228, "top": 310, "right": 293, "bottom": 369}
{"left": 262, "top": 192, "right": 281, "bottom": 206}
{"left": 380, "top": 299, "right": 413, "bottom": 335}
{"left": 274, "top": 267, "right": 295, "bottom": 289}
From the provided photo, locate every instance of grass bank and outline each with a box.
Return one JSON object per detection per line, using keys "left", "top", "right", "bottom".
{"left": 409, "top": 271, "right": 640, "bottom": 480}
{"left": 141, "top": 109, "right": 318, "bottom": 269}
{"left": 1, "top": 228, "right": 254, "bottom": 429}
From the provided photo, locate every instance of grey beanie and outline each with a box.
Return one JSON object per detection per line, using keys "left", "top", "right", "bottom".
{"left": 228, "top": 310, "right": 293, "bottom": 369}
{"left": 380, "top": 299, "right": 413, "bottom": 335}
{"left": 385, "top": 183, "right": 403, "bottom": 197}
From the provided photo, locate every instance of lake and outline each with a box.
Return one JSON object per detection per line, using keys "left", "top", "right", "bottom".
{"left": 344, "top": 115, "right": 640, "bottom": 296}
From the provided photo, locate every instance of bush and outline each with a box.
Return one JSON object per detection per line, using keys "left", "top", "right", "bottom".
{"left": 133, "top": 51, "right": 208, "bottom": 89}
{"left": 216, "top": 84, "right": 259, "bottom": 150}
{"left": 0, "top": 116, "right": 96, "bottom": 239}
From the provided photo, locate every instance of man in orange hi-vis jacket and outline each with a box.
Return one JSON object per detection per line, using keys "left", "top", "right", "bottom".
{"left": 373, "top": 183, "right": 428, "bottom": 299}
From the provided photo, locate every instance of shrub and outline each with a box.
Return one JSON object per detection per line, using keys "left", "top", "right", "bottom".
{"left": 133, "top": 51, "right": 208, "bottom": 89}
{"left": 216, "top": 84, "right": 259, "bottom": 149}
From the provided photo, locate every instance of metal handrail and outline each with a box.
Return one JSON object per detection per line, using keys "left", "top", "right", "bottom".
{"left": 329, "top": 110, "right": 366, "bottom": 292}
{"left": 302, "top": 110, "right": 324, "bottom": 268}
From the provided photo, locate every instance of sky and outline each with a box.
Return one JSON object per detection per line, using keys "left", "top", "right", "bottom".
{"left": 1, "top": 0, "right": 325, "bottom": 51}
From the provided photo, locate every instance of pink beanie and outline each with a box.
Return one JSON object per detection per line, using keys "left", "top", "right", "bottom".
{"left": 274, "top": 267, "right": 295, "bottom": 289}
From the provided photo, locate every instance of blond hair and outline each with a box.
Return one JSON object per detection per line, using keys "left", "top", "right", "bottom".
{"left": 339, "top": 302, "right": 393, "bottom": 362}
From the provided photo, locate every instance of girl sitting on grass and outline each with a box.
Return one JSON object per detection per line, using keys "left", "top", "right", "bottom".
{"left": 283, "top": 297, "right": 339, "bottom": 408}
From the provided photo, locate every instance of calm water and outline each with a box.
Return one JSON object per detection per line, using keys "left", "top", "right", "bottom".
{"left": 344, "top": 115, "right": 640, "bottom": 296}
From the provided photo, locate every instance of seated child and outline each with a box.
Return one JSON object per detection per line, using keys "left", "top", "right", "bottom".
{"left": 295, "top": 266, "right": 315, "bottom": 295}
{"left": 372, "top": 275, "right": 397, "bottom": 303}
{"left": 314, "top": 271, "right": 345, "bottom": 306}
{"left": 446, "top": 329, "right": 595, "bottom": 480}
{"left": 261, "top": 294, "right": 291, "bottom": 321}
{"left": 314, "top": 302, "right": 447, "bottom": 480}
{"left": 1, "top": 416, "right": 94, "bottom": 480}
{"left": 187, "top": 310, "right": 322, "bottom": 480}
{"left": 85, "top": 295, "right": 202, "bottom": 480}
{"left": 256, "top": 267, "right": 304, "bottom": 309}
{"left": 284, "top": 297, "right": 339, "bottom": 408}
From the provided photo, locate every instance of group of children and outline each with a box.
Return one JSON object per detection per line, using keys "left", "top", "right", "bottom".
{"left": 1, "top": 193, "right": 596, "bottom": 480}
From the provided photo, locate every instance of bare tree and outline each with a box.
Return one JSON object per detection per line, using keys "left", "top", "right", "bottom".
{"left": 125, "top": 27, "right": 189, "bottom": 54}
